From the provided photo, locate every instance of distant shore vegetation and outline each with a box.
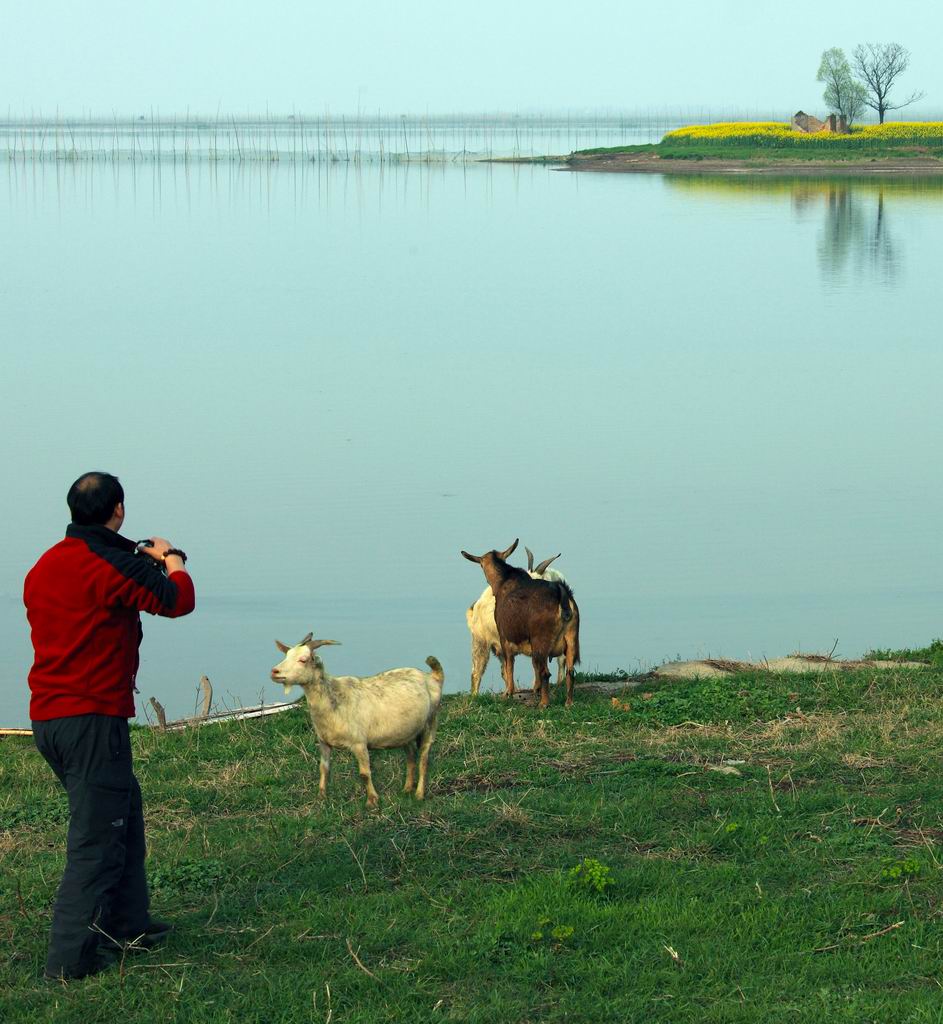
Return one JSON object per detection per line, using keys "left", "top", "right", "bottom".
{"left": 662, "top": 121, "right": 943, "bottom": 148}
{"left": 566, "top": 120, "right": 943, "bottom": 167}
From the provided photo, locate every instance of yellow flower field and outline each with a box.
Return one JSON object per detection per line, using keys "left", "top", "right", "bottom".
{"left": 662, "top": 122, "right": 943, "bottom": 147}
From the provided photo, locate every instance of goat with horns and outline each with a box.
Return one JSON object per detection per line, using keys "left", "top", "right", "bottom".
{"left": 461, "top": 539, "right": 580, "bottom": 707}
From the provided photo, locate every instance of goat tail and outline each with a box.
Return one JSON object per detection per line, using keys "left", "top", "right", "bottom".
{"left": 556, "top": 581, "right": 575, "bottom": 623}
{"left": 425, "top": 656, "right": 445, "bottom": 684}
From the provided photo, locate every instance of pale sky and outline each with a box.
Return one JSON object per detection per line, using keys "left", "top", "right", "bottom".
{"left": 2, "top": 0, "right": 939, "bottom": 117}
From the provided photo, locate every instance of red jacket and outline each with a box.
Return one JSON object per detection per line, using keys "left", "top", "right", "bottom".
{"left": 24, "top": 524, "right": 196, "bottom": 721}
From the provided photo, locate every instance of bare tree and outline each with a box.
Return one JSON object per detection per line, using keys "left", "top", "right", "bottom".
{"left": 817, "top": 48, "right": 868, "bottom": 126}
{"left": 852, "top": 43, "right": 925, "bottom": 124}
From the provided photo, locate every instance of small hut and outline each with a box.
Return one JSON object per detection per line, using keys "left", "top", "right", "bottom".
{"left": 792, "top": 111, "right": 849, "bottom": 134}
{"left": 792, "top": 111, "right": 825, "bottom": 132}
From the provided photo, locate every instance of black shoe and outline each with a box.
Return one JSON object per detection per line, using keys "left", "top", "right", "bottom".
{"left": 44, "top": 953, "right": 116, "bottom": 982}
{"left": 140, "top": 918, "right": 173, "bottom": 940}
{"left": 104, "top": 918, "right": 173, "bottom": 953}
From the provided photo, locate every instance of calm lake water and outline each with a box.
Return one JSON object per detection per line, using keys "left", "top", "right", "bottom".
{"left": 2, "top": 151, "right": 942, "bottom": 726}
{"left": 0, "top": 114, "right": 680, "bottom": 163}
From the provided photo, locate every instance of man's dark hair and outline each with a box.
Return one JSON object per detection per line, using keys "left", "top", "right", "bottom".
{"left": 67, "top": 472, "right": 124, "bottom": 526}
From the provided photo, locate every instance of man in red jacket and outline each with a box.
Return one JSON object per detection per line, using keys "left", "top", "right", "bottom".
{"left": 24, "top": 471, "right": 196, "bottom": 981}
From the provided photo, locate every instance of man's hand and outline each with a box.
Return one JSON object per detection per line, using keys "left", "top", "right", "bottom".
{"left": 139, "top": 538, "right": 186, "bottom": 574}
{"left": 139, "top": 537, "right": 172, "bottom": 561}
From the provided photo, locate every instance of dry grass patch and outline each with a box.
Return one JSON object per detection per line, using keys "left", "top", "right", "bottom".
{"left": 753, "top": 711, "right": 849, "bottom": 748}
{"left": 0, "top": 829, "right": 57, "bottom": 856}
{"left": 185, "top": 759, "right": 252, "bottom": 790}
{"left": 842, "top": 753, "right": 895, "bottom": 770}
{"left": 488, "top": 794, "right": 534, "bottom": 828}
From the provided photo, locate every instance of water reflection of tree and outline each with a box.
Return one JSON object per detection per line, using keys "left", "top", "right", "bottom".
{"left": 817, "top": 184, "right": 899, "bottom": 284}
{"left": 666, "top": 174, "right": 943, "bottom": 287}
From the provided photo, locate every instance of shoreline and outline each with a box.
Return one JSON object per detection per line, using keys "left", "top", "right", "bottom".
{"left": 2, "top": 653, "right": 929, "bottom": 734}
{"left": 487, "top": 152, "right": 943, "bottom": 176}
{"left": 563, "top": 151, "right": 943, "bottom": 176}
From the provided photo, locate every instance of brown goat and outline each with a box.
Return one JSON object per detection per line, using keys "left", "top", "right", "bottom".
{"left": 461, "top": 539, "right": 580, "bottom": 707}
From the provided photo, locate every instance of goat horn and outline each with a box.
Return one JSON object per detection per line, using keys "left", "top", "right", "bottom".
{"left": 497, "top": 539, "right": 519, "bottom": 561}
{"left": 306, "top": 638, "right": 341, "bottom": 650}
{"left": 299, "top": 632, "right": 314, "bottom": 646}
{"left": 274, "top": 639, "right": 290, "bottom": 653}
{"left": 535, "top": 553, "right": 561, "bottom": 574}
{"left": 525, "top": 547, "right": 535, "bottom": 571}
{"left": 461, "top": 550, "right": 482, "bottom": 563}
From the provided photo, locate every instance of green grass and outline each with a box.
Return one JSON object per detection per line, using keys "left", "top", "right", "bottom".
{"left": 569, "top": 141, "right": 943, "bottom": 164}
{"left": 865, "top": 638, "right": 943, "bottom": 667}
{"left": 3, "top": 665, "right": 943, "bottom": 1022}
{"left": 566, "top": 143, "right": 657, "bottom": 157}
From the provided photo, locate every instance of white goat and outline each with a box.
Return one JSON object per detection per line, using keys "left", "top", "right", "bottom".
{"left": 270, "top": 633, "right": 444, "bottom": 807}
{"left": 465, "top": 547, "right": 569, "bottom": 695}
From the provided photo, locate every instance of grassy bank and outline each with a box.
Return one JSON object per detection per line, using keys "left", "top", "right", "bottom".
{"left": 3, "top": 664, "right": 943, "bottom": 1022}
{"left": 568, "top": 122, "right": 943, "bottom": 165}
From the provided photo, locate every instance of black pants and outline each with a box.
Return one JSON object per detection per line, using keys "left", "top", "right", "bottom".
{"left": 32, "top": 714, "right": 151, "bottom": 976}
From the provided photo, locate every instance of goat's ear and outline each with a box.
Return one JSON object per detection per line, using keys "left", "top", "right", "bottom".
{"left": 498, "top": 539, "right": 519, "bottom": 561}
{"left": 307, "top": 638, "right": 341, "bottom": 650}
{"left": 535, "top": 553, "right": 561, "bottom": 574}
{"left": 275, "top": 640, "right": 290, "bottom": 653}
{"left": 461, "top": 550, "right": 482, "bottom": 564}
{"left": 525, "top": 547, "right": 535, "bottom": 571}
{"left": 299, "top": 632, "right": 314, "bottom": 646}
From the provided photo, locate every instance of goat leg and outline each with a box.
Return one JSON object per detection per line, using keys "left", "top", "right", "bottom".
{"left": 416, "top": 722, "right": 438, "bottom": 800}
{"left": 499, "top": 645, "right": 516, "bottom": 699}
{"left": 470, "top": 638, "right": 490, "bottom": 696}
{"left": 351, "top": 743, "right": 379, "bottom": 808}
{"left": 532, "top": 655, "right": 551, "bottom": 709}
{"left": 404, "top": 741, "right": 417, "bottom": 793}
{"left": 564, "top": 644, "right": 576, "bottom": 708}
{"left": 318, "top": 741, "right": 332, "bottom": 797}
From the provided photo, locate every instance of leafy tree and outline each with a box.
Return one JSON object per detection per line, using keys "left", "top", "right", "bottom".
{"left": 852, "top": 42, "right": 925, "bottom": 124}
{"left": 817, "top": 48, "right": 867, "bottom": 126}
